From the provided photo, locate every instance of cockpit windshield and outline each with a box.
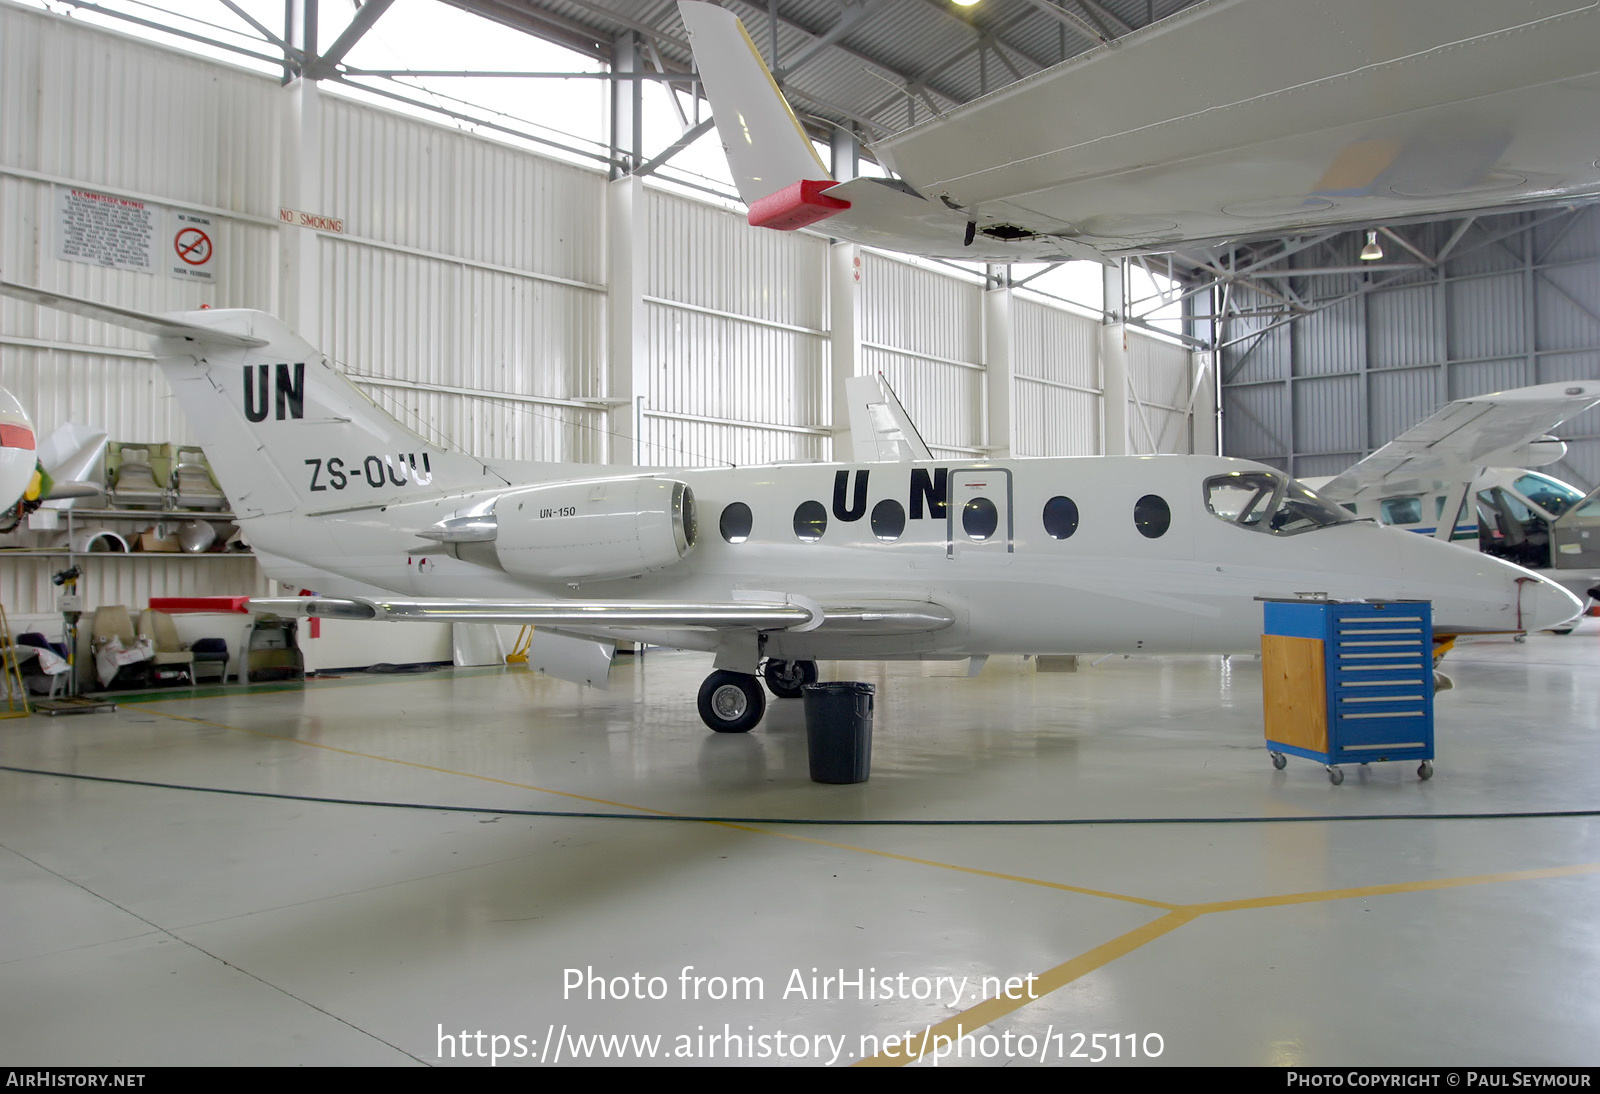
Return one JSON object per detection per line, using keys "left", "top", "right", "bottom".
{"left": 1204, "top": 471, "right": 1355, "bottom": 536}
{"left": 1512, "top": 472, "right": 1585, "bottom": 518}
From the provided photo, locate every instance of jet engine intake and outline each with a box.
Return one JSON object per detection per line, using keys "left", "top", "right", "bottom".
{"left": 493, "top": 477, "right": 697, "bottom": 581}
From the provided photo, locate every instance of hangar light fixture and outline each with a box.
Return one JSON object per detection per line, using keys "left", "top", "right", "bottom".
{"left": 1360, "top": 230, "right": 1384, "bottom": 261}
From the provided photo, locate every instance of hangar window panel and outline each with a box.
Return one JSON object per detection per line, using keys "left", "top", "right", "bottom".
{"left": 720, "top": 502, "right": 752, "bottom": 543}
{"left": 871, "top": 499, "right": 906, "bottom": 542}
{"left": 1042, "top": 496, "right": 1079, "bottom": 539}
{"left": 794, "top": 500, "right": 828, "bottom": 542}
{"left": 962, "top": 497, "right": 999, "bottom": 541}
{"left": 1135, "top": 494, "right": 1172, "bottom": 539}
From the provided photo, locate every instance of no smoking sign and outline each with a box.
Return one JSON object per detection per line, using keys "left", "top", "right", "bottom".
{"left": 170, "top": 212, "right": 216, "bottom": 281}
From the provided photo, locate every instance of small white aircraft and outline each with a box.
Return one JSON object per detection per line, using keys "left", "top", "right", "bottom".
{"left": 1309, "top": 382, "right": 1600, "bottom": 608}
{"left": 0, "top": 387, "right": 106, "bottom": 532}
{"left": 1, "top": 280, "right": 1581, "bottom": 731}
{"left": 679, "top": 0, "right": 1600, "bottom": 260}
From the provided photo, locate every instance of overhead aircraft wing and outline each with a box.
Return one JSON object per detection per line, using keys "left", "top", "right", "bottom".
{"left": 1318, "top": 382, "right": 1600, "bottom": 503}
{"left": 845, "top": 372, "right": 932, "bottom": 463}
{"left": 683, "top": 0, "right": 1600, "bottom": 259}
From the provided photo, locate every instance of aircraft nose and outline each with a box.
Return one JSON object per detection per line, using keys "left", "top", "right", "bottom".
{"left": 1517, "top": 574, "right": 1583, "bottom": 633}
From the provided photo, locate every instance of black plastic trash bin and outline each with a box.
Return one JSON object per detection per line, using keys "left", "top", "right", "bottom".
{"left": 801, "top": 681, "right": 875, "bottom": 784}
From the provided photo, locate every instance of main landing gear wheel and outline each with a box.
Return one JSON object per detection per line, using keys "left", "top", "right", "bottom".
{"left": 698, "top": 671, "right": 766, "bottom": 733}
{"left": 761, "top": 658, "right": 819, "bottom": 699}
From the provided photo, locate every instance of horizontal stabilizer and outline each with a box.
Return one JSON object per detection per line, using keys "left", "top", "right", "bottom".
{"left": 0, "top": 280, "right": 269, "bottom": 348}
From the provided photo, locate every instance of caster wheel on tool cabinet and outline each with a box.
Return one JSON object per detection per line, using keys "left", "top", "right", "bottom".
{"left": 1270, "top": 752, "right": 1287, "bottom": 770}
{"left": 1327, "top": 766, "right": 1345, "bottom": 786}
{"left": 1418, "top": 761, "right": 1434, "bottom": 781}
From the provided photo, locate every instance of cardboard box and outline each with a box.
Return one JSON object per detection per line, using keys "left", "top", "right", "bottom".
{"left": 136, "top": 529, "right": 182, "bottom": 552}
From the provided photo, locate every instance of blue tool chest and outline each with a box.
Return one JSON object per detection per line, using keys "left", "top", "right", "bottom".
{"left": 1261, "top": 600, "right": 1435, "bottom": 784}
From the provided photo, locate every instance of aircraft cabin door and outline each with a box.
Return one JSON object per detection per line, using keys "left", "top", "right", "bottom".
{"left": 1549, "top": 484, "right": 1600, "bottom": 573}
{"left": 946, "top": 468, "right": 1014, "bottom": 563}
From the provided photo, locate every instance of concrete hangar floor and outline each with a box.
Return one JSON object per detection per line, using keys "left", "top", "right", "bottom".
{"left": 1, "top": 624, "right": 1597, "bottom": 1069}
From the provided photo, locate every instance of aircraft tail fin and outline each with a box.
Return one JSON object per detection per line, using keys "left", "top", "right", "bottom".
{"left": 0, "top": 280, "right": 490, "bottom": 521}
{"left": 678, "top": 1, "right": 841, "bottom": 223}
{"left": 845, "top": 372, "right": 934, "bottom": 462}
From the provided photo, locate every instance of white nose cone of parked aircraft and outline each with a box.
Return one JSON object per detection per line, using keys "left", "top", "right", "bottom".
{"left": 1383, "top": 522, "right": 1583, "bottom": 634}
{"left": 0, "top": 387, "right": 37, "bottom": 514}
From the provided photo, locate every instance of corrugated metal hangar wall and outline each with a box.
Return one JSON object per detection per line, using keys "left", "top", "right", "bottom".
{"left": 0, "top": 3, "right": 1197, "bottom": 626}
{"left": 1218, "top": 213, "right": 1600, "bottom": 490}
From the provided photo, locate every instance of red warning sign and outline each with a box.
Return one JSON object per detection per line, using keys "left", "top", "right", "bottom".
{"left": 174, "top": 227, "right": 212, "bottom": 266}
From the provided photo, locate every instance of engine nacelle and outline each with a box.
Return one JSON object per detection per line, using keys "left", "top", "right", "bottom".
{"left": 493, "top": 477, "right": 696, "bottom": 581}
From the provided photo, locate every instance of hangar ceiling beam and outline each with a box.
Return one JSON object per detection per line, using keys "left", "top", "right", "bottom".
{"left": 772, "top": 0, "right": 875, "bottom": 81}
{"left": 907, "top": 0, "right": 1056, "bottom": 74}
{"left": 1021, "top": 0, "right": 1109, "bottom": 45}
{"left": 441, "top": 0, "right": 613, "bottom": 61}
{"left": 1071, "top": 0, "right": 1136, "bottom": 38}
{"left": 633, "top": 118, "right": 715, "bottom": 178}
{"left": 217, "top": 0, "right": 301, "bottom": 66}
{"left": 36, "top": 0, "right": 283, "bottom": 69}
{"left": 310, "top": 0, "right": 397, "bottom": 78}
{"left": 1378, "top": 226, "right": 1437, "bottom": 268}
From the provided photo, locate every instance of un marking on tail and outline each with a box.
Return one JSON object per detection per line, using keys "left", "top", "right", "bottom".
{"left": 243, "top": 363, "right": 305, "bottom": 422}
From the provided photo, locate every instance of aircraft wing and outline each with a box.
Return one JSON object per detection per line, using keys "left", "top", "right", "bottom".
{"left": 250, "top": 596, "right": 955, "bottom": 635}
{"left": 1318, "top": 382, "right": 1600, "bottom": 503}
{"left": 683, "top": 0, "right": 1600, "bottom": 259}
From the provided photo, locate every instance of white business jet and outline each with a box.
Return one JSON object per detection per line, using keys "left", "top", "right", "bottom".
{"left": 678, "top": 0, "right": 1600, "bottom": 260}
{"left": 0, "top": 281, "right": 1582, "bottom": 732}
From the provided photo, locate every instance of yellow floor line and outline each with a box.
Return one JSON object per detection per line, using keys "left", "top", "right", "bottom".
{"left": 134, "top": 699, "right": 1600, "bottom": 1069}
{"left": 856, "top": 910, "right": 1197, "bottom": 1067}
{"left": 862, "top": 859, "right": 1600, "bottom": 1066}
{"left": 1189, "top": 860, "right": 1600, "bottom": 914}
{"left": 725, "top": 825, "right": 1179, "bottom": 910}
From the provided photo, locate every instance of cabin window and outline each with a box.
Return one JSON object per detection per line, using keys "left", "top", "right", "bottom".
{"left": 1042, "top": 496, "right": 1079, "bottom": 539}
{"left": 1380, "top": 497, "right": 1423, "bottom": 525}
{"left": 1134, "top": 494, "right": 1171, "bottom": 538}
{"left": 871, "top": 499, "right": 906, "bottom": 542}
{"left": 962, "top": 497, "right": 999, "bottom": 540}
{"left": 719, "top": 502, "right": 752, "bottom": 544}
{"left": 794, "top": 500, "right": 828, "bottom": 542}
